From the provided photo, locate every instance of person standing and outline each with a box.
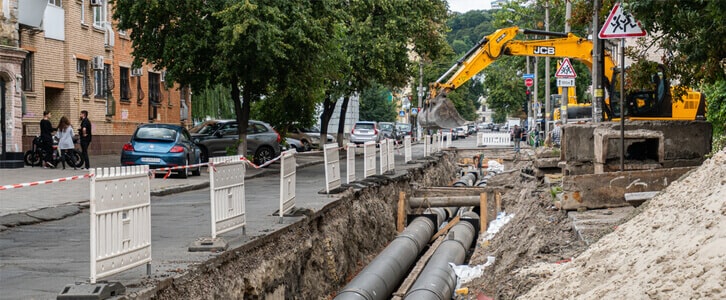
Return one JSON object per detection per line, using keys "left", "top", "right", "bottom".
{"left": 78, "top": 110, "right": 92, "bottom": 169}
{"left": 512, "top": 124, "right": 523, "bottom": 152}
{"left": 39, "top": 111, "right": 55, "bottom": 168}
{"left": 55, "top": 116, "right": 75, "bottom": 169}
{"left": 551, "top": 120, "right": 562, "bottom": 148}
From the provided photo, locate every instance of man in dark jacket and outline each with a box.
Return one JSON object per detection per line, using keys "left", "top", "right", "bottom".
{"left": 512, "top": 124, "right": 523, "bottom": 152}
{"left": 79, "top": 110, "right": 92, "bottom": 169}
{"left": 39, "top": 111, "right": 55, "bottom": 168}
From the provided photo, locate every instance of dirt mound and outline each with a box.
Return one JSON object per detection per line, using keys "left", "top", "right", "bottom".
{"left": 521, "top": 149, "right": 726, "bottom": 299}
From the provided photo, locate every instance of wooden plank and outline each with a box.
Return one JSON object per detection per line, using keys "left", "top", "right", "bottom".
{"left": 397, "top": 191, "right": 406, "bottom": 233}
{"left": 495, "top": 192, "right": 502, "bottom": 213}
{"left": 480, "top": 193, "right": 488, "bottom": 232}
{"left": 429, "top": 216, "right": 460, "bottom": 243}
{"left": 392, "top": 235, "right": 446, "bottom": 298}
{"left": 409, "top": 196, "right": 483, "bottom": 208}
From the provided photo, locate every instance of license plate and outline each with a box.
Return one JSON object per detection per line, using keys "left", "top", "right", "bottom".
{"left": 141, "top": 157, "right": 161, "bottom": 163}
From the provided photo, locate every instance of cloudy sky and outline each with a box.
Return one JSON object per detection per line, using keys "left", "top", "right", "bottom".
{"left": 447, "top": 0, "right": 492, "bottom": 13}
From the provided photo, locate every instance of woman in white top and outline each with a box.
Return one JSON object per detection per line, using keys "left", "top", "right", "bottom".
{"left": 55, "top": 116, "right": 75, "bottom": 169}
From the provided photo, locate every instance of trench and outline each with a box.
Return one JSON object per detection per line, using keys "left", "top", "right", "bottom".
{"left": 149, "top": 152, "right": 475, "bottom": 299}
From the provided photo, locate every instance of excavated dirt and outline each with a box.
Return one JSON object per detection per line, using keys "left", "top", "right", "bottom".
{"left": 463, "top": 149, "right": 726, "bottom": 299}
{"left": 148, "top": 154, "right": 459, "bottom": 299}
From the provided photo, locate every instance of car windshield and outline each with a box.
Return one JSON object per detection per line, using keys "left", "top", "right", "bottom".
{"left": 356, "top": 123, "right": 375, "bottom": 130}
{"left": 379, "top": 123, "right": 393, "bottom": 130}
{"left": 135, "top": 127, "right": 178, "bottom": 141}
{"left": 396, "top": 124, "right": 411, "bottom": 130}
{"left": 189, "top": 122, "right": 222, "bottom": 134}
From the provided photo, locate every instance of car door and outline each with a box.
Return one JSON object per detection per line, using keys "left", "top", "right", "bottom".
{"left": 245, "top": 123, "right": 262, "bottom": 156}
{"left": 210, "top": 122, "right": 239, "bottom": 157}
{"left": 180, "top": 129, "right": 200, "bottom": 162}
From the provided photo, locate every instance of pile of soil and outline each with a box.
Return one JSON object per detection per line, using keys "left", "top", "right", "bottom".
{"left": 522, "top": 149, "right": 725, "bottom": 299}
{"left": 463, "top": 159, "right": 590, "bottom": 299}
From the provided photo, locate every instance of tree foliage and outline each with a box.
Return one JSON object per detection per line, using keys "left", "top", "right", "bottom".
{"left": 192, "top": 84, "right": 235, "bottom": 121}
{"left": 359, "top": 84, "right": 398, "bottom": 122}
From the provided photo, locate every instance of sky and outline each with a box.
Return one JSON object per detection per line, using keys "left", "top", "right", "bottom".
{"left": 447, "top": 0, "right": 492, "bottom": 13}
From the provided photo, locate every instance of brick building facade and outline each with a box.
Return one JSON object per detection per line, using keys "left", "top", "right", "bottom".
{"left": 1, "top": 0, "right": 190, "bottom": 155}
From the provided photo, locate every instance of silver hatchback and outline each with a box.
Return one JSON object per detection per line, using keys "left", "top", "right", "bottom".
{"left": 349, "top": 121, "right": 382, "bottom": 144}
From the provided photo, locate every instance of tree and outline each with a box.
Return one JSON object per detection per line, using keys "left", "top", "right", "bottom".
{"left": 359, "top": 84, "right": 398, "bottom": 122}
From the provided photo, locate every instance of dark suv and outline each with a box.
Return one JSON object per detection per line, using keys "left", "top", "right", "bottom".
{"left": 190, "top": 119, "right": 281, "bottom": 165}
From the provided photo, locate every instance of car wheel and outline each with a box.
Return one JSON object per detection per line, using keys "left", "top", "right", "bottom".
{"left": 302, "top": 140, "right": 312, "bottom": 151}
{"left": 179, "top": 157, "right": 189, "bottom": 178}
{"left": 192, "top": 156, "right": 202, "bottom": 176}
{"left": 254, "top": 146, "right": 274, "bottom": 166}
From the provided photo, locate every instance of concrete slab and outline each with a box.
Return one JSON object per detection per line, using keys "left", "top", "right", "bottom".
{"left": 568, "top": 207, "right": 634, "bottom": 245}
{"left": 624, "top": 191, "right": 660, "bottom": 207}
{"left": 188, "top": 237, "right": 229, "bottom": 252}
{"left": 0, "top": 213, "right": 41, "bottom": 227}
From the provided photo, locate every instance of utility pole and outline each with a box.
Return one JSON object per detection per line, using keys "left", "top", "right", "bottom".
{"left": 592, "top": 0, "right": 603, "bottom": 123}
{"left": 544, "top": 0, "right": 551, "bottom": 137}
{"left": 417, "top": 60, "right": 423, "bottom": 141}
{"left": 561, "top": 0, "right": 571, "bottom": 124}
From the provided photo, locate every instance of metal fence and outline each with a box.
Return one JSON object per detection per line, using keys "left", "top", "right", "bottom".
{"left": 279, "top": 150, "right": 297, "bottom": 223}
{"left": 89, "top": 166, "right": 152, "bottom": 283}
{"left": 324, "top": 143, "right": 341, "bottom": 193}
{"left": 364, "top": 141, "right": 376, "bottom": 178}
{"left": 209, "top": 155, "right": 246, "bottom": 238}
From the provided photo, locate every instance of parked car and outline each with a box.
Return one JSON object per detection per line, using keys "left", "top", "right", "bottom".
{"left": 378, "top": 122, "right": 398, "bottom": 141}
{"left": 350, "top": 121, "right": 382, "bottom": 144}
{"left": 287, "top": 126, "right": 335, "bottom": 150}
{"left": 455, "top": 126, "right": 468, "bottom": 138}
{"left": 189, "top": 119, "right": 282, "bottom": 165}
{"left": 283, "top": 137, "right": 306, "bottom": 153}
{"left": 395, "top": 123, "right": 412, "bottom": 140}
{"left": 121, "top": 123, "right": 202, "bottom": 178}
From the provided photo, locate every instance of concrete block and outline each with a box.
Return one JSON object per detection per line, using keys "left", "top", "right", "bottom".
{"left": 188, "top": 237, "right": 229, "bottom": 252}
{"left": 560, "top": 167, "right": 694, "bottom": 210}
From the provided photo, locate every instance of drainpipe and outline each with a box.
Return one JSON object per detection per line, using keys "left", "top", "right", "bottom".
{"left": 335, "top": 208, "right": 446, "bottom": 300}
{"left": 452, "top": 171, "right": 478, "bottom": 187}
{"left": 404, "top": 212, "right": 479, "bottom": 300}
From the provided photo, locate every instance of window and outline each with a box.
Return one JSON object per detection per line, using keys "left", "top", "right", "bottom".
{"left": 80, "top": 0, "right": 85, "bottom": 24}
{"left": 148, "top": 72, "right": 160, "bottom": 105}
{"left": 120, "top": 67, "right": 130, "bottom": 102}
{"left": 77, "top": 59, "right": 89, "bottom": 97}
{"left": 21, "top": 52, "right": 33, "bottom": 91}
{"left": 48, "top": 0, "right": 61, "bottom": 7}
{"left": 94, "top": 64, "right": 106, "bottom": 98}
{"left": 92, "top": 1, "right": 106, "bottom": 28}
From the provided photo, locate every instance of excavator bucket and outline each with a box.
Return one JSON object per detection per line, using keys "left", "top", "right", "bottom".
{"left": 418, "top": 91, "right": 467, "bottom": 129}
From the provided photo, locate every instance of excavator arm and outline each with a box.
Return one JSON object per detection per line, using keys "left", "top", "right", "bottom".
{"left": 419, "top": 26, "right": 616, "bottom": 129}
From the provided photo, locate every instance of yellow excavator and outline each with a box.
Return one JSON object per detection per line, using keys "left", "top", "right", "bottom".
{"left": 418, "top": 26, "right": 706, "bottom": 129}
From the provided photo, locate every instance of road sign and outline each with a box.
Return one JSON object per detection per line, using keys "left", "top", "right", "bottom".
{"left": 555, "top": 58, "right": 577, "bottom": 78}
{"left": 399, "top": 110, "right": 405, "bottom": 117}
{"left": 557, "top": 78, "right": 575, "bottom": 87}
{"left": 522, "top": 73, "right": 534, "bottom": 79}
{"left": 411, "top": 108, "right": 418, "bottom": 116}
{"left": 524, "top": 78, "right": 534, "bottom": 87}
{"left": 598, "top": 2, "right": 646, "bottom": 39}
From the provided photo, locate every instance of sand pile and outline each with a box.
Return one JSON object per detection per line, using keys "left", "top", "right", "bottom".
{"left": 522, "top": 149, "right": 726, "bottom": 299}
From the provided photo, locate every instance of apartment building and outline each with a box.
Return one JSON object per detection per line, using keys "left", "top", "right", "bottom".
{"left": 2, "top": 0, "right": 190, "bottom": 155}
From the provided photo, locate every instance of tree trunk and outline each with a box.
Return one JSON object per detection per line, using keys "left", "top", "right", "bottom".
{"left": 231, "top": 81, "right": 248, "bottom": 157}
{"left": 320, "top": 92, "right": 336, "bottom": 149}
{"left": 336, "top": 94, "right": 350, "bottom": 147}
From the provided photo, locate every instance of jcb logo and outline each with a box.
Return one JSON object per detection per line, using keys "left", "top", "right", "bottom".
{"left": 534, "top": 46, "right": 555, "bottom": 55}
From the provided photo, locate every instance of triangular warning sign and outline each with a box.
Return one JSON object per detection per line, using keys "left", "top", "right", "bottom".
{"left": 599, "top": 2, "right": 647, "bottom": 39}
{"left": 555, "top": 58, "right": 577, "bottom": 78}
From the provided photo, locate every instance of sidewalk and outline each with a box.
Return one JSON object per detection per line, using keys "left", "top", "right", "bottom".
{"left": 0, "top": 151, "right": 326, "bottom": 229}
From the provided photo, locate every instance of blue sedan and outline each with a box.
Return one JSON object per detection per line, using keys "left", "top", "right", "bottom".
{"left": 121, "top": 124, "right": 202, "bottom": 178}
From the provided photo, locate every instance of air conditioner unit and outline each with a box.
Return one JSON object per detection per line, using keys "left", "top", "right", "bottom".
{"left": 90, "top": 0, "right": 103, "bottom": 6}
{"left": 160, "top": 71, "right": 166, "bottom": 82}
{"left": 92, "top": 56, "right": 105, "bottom": 70}
{"left": 131, "top": 68, "right": 143, "bottom": 77}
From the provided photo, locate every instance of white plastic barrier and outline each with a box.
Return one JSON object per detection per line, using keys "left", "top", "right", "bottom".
{"left": 424, "top": 135, "right": 431, "bottom": 156}
{"left": 323, "top": 143, "right": 341, "bottom": 193}
{"left": 209, "top": 155, "right": 247, "bottom": 238}
{"left": 437, "top": 132, "right": 443, "bottom": 151}
{"left": 404, "top": 136, "right": 412, "bottom": 163}
{"left": 347, "top": 143, "right": 356, "bottom": 184}
{"left": 379, "top": 138, "right": 389, "bottom": 175}
{"left": 364, "top": 141, "right": 376, "bottom": 178}
{"left": 477, "top": 132, "right": 483, "bottom": 146}
{"left": 279, "top": 150, "right": 297, "bottom": 223}
{"left": 387, "top": 139, "right": 395, "bottom": 173}
{"left": 478, "top": 132, "right": 512, "bottom": 147}
{"left": 90, "top": 165, "right": 152, "bottom": 283}
{"left": 445, "top": 131, "right": 452, "bottom": 148}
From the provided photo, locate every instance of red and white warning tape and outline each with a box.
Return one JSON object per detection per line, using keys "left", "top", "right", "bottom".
{"left": 0, "top": 173, "right": 94, "bottom": 191}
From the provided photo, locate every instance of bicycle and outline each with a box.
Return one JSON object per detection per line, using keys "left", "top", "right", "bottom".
{"left": 24, "top": 136, "right": 83, "bottom": 169}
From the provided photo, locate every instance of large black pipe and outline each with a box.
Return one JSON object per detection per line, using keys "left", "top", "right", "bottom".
{"left": 335, "top": 208, "right": 446, "bottom": 300}
{"left": 404, "top": 212, "right": 479, "bottom": 300}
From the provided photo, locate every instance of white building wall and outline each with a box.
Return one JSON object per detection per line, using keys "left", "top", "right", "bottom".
{"left": 326, "top": 93, "right": 359, "bottom": 139}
